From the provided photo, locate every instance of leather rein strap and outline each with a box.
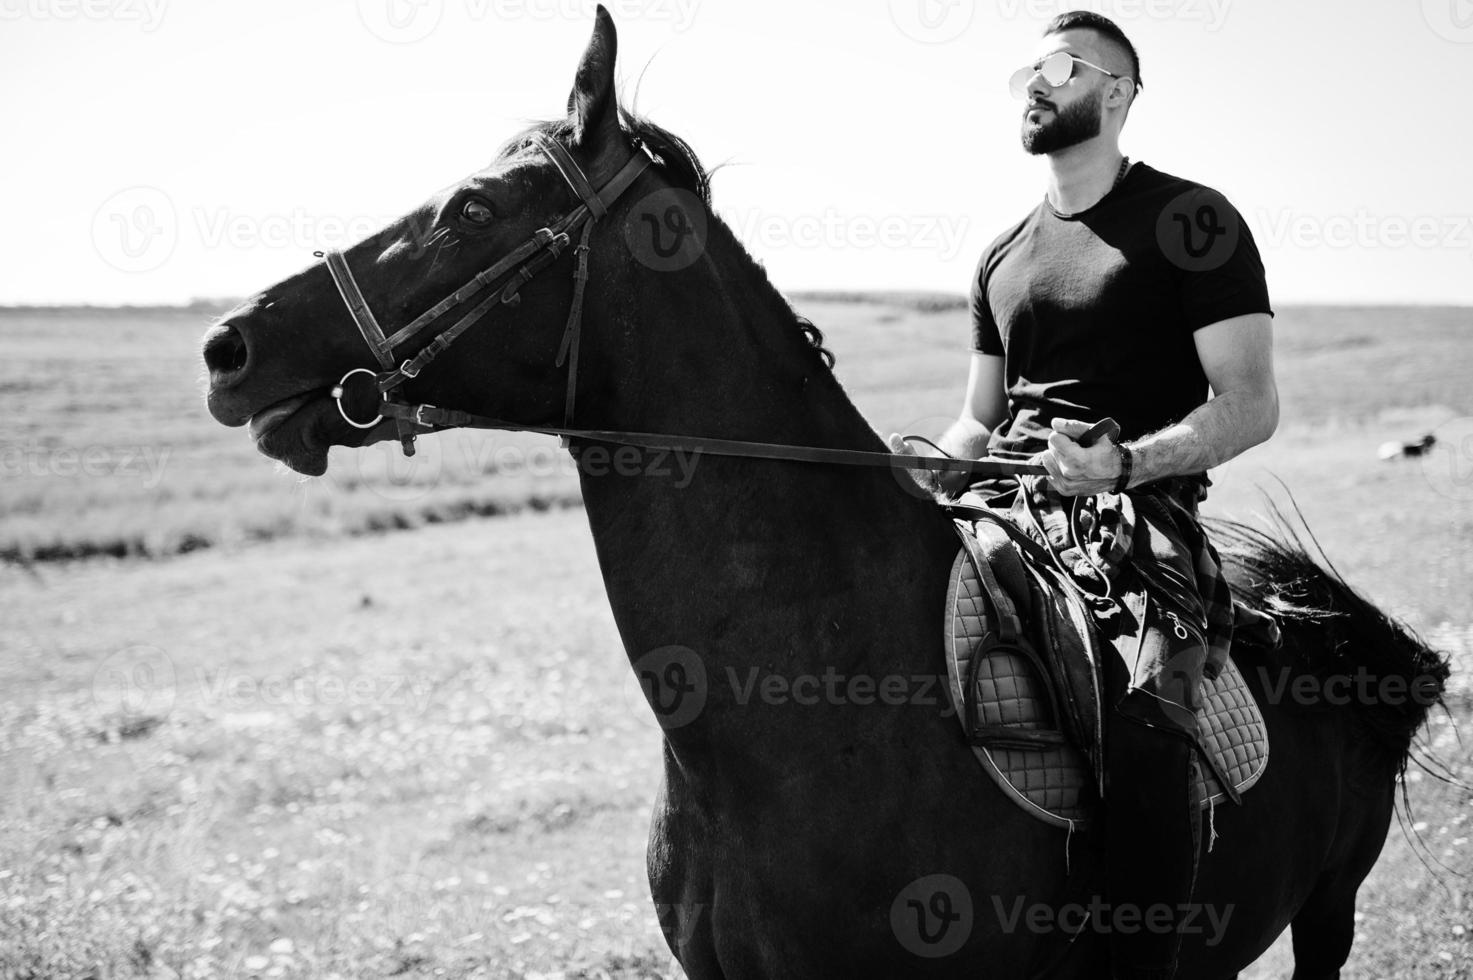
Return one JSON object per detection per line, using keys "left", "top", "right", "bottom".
{"left": 322, "top": 133, "right": 1045, "bottom": 479}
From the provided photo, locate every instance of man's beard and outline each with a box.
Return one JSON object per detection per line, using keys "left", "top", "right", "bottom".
{"left": 1021, "top": 88, "right": 1103, "bottom": 155}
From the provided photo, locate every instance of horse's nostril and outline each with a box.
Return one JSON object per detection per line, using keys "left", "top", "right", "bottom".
{"left": 204, "top": 324, "right": 249, "bottom": 378}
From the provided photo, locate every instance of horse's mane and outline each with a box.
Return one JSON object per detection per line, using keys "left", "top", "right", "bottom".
{"left": 499, "top": 111, "right": 836, "bottom": 369}
{"left": 1205, "top": 499, "right": 1452, "bottom": 779}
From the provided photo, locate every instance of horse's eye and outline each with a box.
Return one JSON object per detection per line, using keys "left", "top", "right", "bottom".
{"left": 461, "top": 199, "right": 494, "bottom": 225}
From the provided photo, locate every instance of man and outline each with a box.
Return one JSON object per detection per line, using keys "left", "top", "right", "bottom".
{"left": 891, "top": 11, "right": 1277, "bottom": 979}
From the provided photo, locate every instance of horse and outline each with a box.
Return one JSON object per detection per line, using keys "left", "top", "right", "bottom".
{"left": 201, "top": 9, "right": 1450, "bottom": 976}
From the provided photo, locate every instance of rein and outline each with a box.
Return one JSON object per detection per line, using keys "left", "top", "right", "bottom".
{"left": 321, "top": 133, "right": 1044, "bottom": 480}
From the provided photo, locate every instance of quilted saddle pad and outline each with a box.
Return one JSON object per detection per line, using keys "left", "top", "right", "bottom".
{"left": 945, "top": 549, "right": 1269, "bottom": 830}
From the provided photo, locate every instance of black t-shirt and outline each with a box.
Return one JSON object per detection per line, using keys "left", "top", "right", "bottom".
{"left": 970, "top": 162, "right": 1273, "bottom": 460}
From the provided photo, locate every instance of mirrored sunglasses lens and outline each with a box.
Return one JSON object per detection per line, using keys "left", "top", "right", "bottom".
{"left": 1042, "top": 51, "right": 1075, "bottom": 87}
{"left": 1008, "top": 66, "right": 1032, "bottom": 99}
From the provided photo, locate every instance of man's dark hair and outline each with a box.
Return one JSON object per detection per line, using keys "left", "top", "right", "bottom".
{"left": 1044, "top": 10, "right": 1143, "bottom": 93}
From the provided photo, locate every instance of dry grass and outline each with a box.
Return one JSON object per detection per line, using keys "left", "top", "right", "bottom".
{"left": 1, "top": 515, "right": 675, "bottom": 979}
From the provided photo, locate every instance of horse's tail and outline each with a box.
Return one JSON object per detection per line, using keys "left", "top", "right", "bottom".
{"left": 1203, "top": 506, "right": 1452, "bottom": 779}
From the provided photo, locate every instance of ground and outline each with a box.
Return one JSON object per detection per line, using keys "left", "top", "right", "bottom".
{"left": 1, "top": 299, "right": 1470, "bottom": 978}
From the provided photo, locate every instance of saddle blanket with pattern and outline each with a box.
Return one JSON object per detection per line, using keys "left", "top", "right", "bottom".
{"left": 944, "top": 546, "right": 1269, "bottom": 830}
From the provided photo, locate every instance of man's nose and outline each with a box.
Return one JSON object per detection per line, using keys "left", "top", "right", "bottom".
{"left": 1027, "top": 70, "right": 1053, "bottom": 103}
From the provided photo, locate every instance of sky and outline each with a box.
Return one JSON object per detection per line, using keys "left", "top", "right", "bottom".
{"left": 4, "top": 0, "right": 1473, "bottom": 305}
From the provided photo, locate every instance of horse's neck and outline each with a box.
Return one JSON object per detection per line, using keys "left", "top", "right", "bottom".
{"left": 576, "top": 235, "right": 957, "bottom": 755}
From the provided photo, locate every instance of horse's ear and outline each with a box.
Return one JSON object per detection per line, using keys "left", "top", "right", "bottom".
{"left": 566, "top": 5, "right": 620, "bottom": 151}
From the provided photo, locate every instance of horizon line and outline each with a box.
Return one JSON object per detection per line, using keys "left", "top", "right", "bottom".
{"left": 3, "top": 294, "right": 1471, "bottom": 314}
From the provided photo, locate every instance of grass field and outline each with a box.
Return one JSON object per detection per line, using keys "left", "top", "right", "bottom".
{"left": 0, "top": 307, "right": 588, "bottom": 564}
{"left": 2, "top": 300, "right": 1472, "bottom": 978}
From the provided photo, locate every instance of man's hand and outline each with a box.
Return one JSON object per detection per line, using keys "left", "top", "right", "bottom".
{"left": 887, "top": 433, "right": 971, "bottom": 498}
{"left": 1036, "top": 418, "right": 1124, "bottom": 496}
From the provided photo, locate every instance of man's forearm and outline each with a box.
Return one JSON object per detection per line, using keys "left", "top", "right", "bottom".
{"left": 1125, "top": 388, "right": 1278, "bottom": 486}
{"left": 939, "top": 415, "right": 994, "bottom": 460}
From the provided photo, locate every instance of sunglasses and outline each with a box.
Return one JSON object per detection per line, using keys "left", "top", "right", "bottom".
{"left": 1009, "top": 51, "right": 1130, "bottom": 101}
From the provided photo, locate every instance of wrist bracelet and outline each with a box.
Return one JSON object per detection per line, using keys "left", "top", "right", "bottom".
{"left": 1112, "top": 444, "right": 1133, "bottom": 494}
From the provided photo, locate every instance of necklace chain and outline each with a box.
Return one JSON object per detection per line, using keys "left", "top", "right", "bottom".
{"left": 1113, "top": 154, "right": 1131, "bottom": 189}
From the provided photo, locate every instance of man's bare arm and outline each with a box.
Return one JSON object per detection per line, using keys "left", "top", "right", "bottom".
{"left": 938, "top": 352, "right": 1007, "bottom": 458}
{"left": 888, "top": 351, "right": 1006, "bottom": 495}
{"left": 1127, "top": 313, "right": 1278, "bottom": 483}
{"left": 1041, "top": 313, "right": 1278, "bottom": 495}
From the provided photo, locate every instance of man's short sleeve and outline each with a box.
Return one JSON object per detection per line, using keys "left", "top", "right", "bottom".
{"left": 1167, "top": 188, "right": 1274, "bottom": 331}
{"left": 970, "top": 251, "right": 1004, "bottom": 355}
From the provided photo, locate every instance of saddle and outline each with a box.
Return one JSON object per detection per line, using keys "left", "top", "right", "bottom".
{"left": 943, "top": 511, "right": 1271, "bottom": 831}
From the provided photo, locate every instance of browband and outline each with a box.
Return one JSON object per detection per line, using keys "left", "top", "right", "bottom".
{"left": 532, "top": 132, "right": 608, "bottom": 219}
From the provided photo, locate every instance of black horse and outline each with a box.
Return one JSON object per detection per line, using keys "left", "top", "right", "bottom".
{"left": 202, "top": 9, "right": 1449, "bottom": 976}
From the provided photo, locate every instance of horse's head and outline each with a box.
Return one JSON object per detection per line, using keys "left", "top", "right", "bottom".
{"left": 202, "top": 7, "right": 655, "bottom": 475}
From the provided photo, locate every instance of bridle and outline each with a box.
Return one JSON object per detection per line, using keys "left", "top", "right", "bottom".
{"left": 323, "top": 132, "right": 649, "bottom": 456}
{"left": 320, "top": 132, "right": 1043, "bottom": 480}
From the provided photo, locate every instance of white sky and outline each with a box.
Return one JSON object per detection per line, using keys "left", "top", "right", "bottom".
{"left": 5, "top": 0, "right": 1473, "bottom": 305}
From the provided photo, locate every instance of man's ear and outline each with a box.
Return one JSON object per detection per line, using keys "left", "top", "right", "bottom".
{"left": 1108, "top": 76, "right": 1136, "bottom": 110}
{"left": 566, "top": 5, "right": 621, "bottom": 152}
